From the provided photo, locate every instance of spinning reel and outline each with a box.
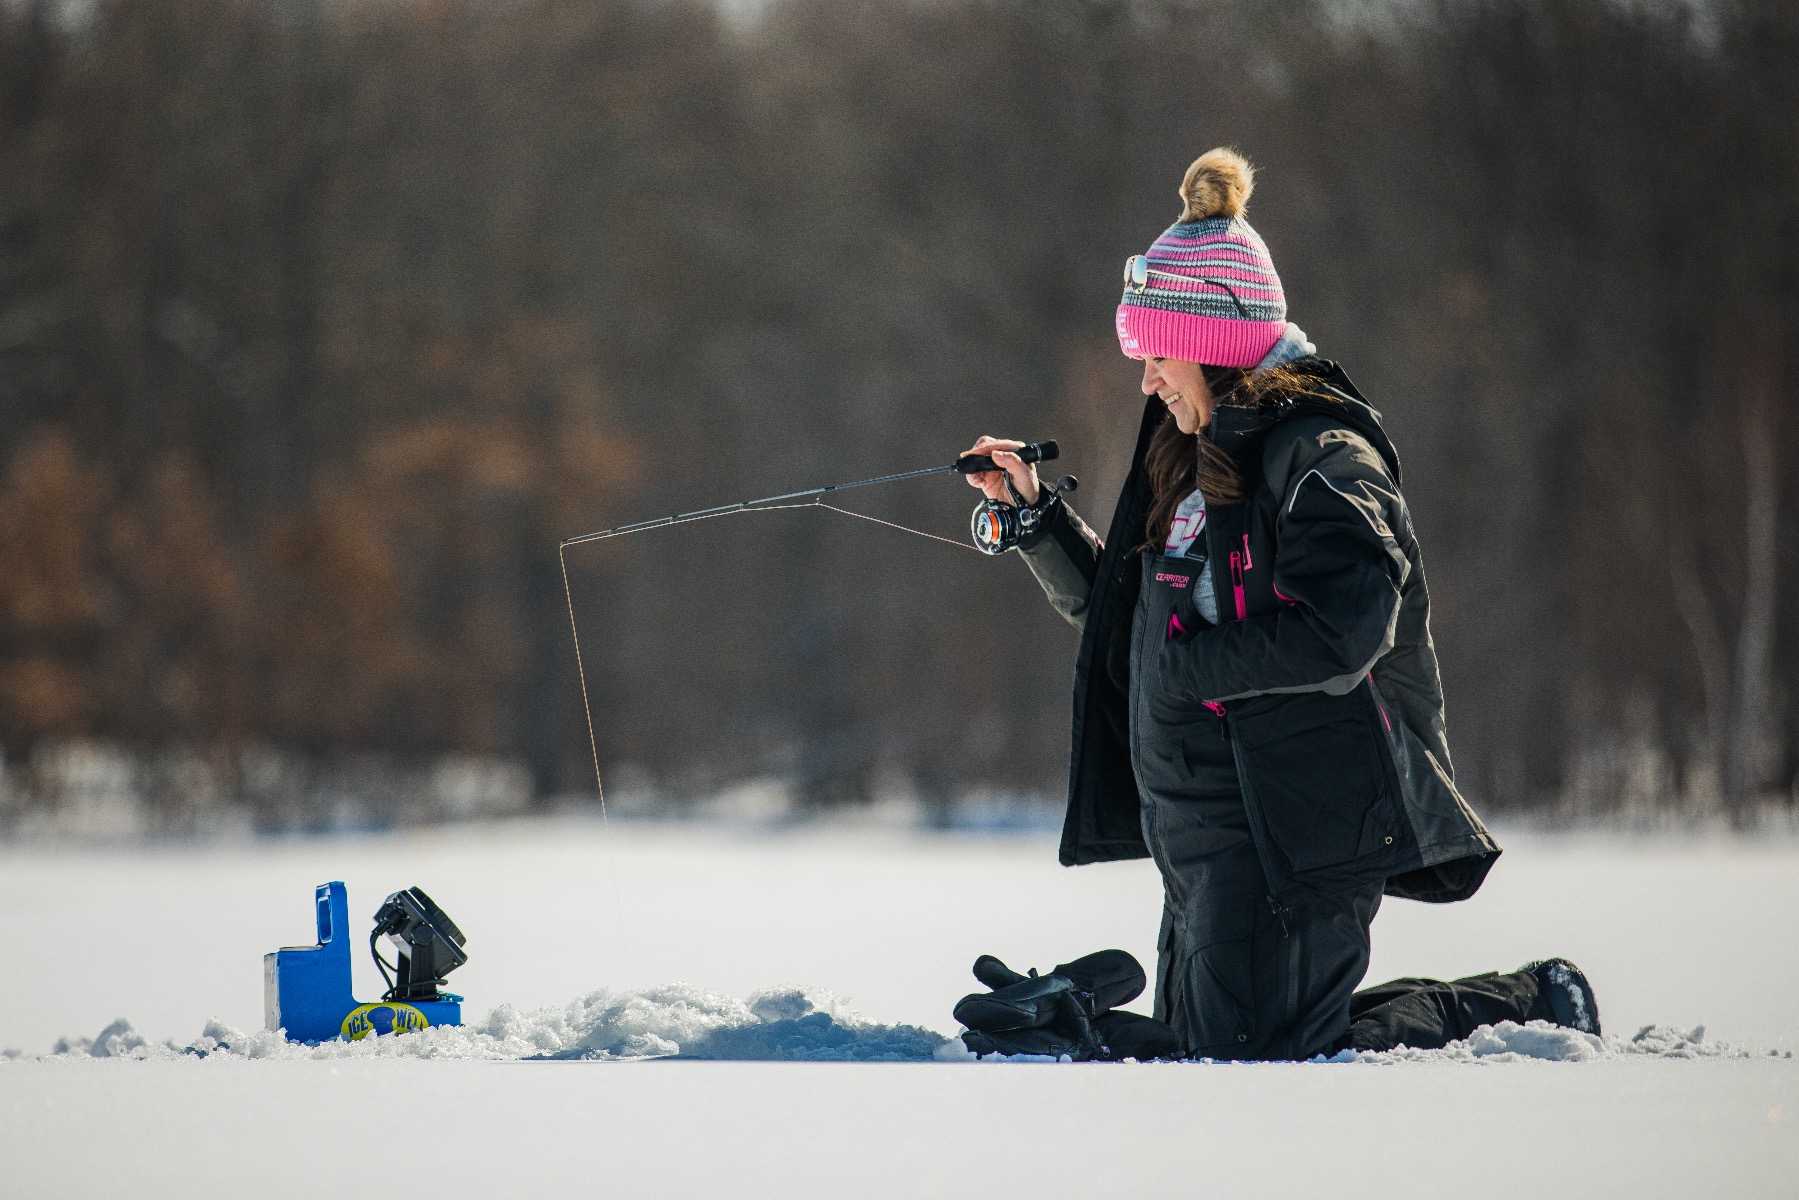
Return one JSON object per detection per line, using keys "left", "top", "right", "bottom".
{"left": 962, "top": 441, "right": 1078, "bottom": 556}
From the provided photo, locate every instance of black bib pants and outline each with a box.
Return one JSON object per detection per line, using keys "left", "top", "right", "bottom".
{"left": 1130, "top": 554, "right": 1549, "bottom": 1059}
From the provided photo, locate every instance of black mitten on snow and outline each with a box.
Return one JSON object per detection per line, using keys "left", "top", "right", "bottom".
{"left": 971, "top": 954, "right": 1028, "bottom": 990}
{"left": 953, "top": 971, "right": 1079, "bottom": 1033}
{"left": 1052, "top": 949, "right": 1147, "bottom": 1014}
{"left": 953, "top": 949, "right": 1181, "bottom": 1061}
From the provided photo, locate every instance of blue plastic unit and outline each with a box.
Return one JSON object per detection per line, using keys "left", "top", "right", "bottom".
{"left": 263, "top": 881, "right": 462, "bottom": 1044}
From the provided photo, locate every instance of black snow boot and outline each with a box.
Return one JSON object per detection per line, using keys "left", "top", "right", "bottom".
{"left": 1523, "top": 959, "right": 1602, "bottom": 1035}
{"left": 953, "top": 950, "right": 1181, "bottom": 1061}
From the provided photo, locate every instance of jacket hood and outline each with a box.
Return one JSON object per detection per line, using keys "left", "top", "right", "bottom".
{"left": 1203, "top": 356, "right": 1402, "bottom": 486}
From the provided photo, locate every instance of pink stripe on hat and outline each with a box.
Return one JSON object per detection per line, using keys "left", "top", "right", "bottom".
{"left": 1115, "top": 303, "right": 1286, "bottom": 368}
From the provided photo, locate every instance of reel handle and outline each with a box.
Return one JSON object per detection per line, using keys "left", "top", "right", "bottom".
{"left": 954, "top": 440, "right": 1059, "bottom": 475}
{"left": 969, "top": 475, "right": 1079, "bottom": 555}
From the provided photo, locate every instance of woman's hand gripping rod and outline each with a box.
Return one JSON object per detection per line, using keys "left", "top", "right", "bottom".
{"left": 559, "top": 441, "right": 1061, "bottom": 548}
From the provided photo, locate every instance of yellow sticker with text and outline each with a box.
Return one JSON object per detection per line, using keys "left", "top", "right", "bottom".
{"left": 341, "top": 1002, "right": 431, "bottom": 1040}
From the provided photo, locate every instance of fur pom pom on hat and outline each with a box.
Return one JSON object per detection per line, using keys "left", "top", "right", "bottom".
{"left": 1117, "top": 147, "right": 1287, "bottom": 368}
{"left": 1179, "top": 147, "right": 1254, "bottom": 222}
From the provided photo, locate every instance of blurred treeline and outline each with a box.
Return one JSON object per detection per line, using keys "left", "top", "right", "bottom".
{"left": 0, "top": 0, "right": 1793, "bottom": 832}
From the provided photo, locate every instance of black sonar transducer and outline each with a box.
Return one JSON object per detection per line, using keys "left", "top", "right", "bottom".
{"left": 369, "top": 886, "right": 468, "bottom": 1003}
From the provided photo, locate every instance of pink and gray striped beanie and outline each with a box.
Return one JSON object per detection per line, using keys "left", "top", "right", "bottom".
{"left": 1115, "top": 148, "right": 1287, "bottom": 368}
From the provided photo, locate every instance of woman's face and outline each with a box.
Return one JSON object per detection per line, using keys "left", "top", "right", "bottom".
{"left": 1139, "top": 356, "right": 1213, "bottom": 434}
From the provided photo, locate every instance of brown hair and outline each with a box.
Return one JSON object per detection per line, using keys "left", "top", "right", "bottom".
{"left": 1141, "top": 364, "right": 1339, "bottom": 550}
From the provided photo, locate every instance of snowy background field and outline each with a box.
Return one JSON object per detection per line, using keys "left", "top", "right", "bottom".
{"left": 3, "top": 819, "right": 1796, "bottom": 1197}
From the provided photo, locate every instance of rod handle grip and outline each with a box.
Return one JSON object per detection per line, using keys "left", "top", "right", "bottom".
{"left": 954, "top": 440, "right": 1059, "bottom": 474}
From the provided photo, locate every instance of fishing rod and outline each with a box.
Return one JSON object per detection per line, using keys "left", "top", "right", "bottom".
{"left": 559, "top": 440, "right": 1065, "bottom": 549}
{"left": 556, "top": 437, "right": 1076, "bottom": 858}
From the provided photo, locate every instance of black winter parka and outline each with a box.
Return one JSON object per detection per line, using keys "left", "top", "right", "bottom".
{"left": 1019, "top": 358, "right": 1498, "bottom": 910}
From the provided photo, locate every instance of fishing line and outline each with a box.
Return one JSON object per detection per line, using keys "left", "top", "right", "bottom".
{"left": 554, "top": 442, "right": 1073, "bottom": 970}
{"left": 558, "top": 541, "right": 637, "bottom": 981}
{"left": 812, "top": 500, "right": 984, "bottom": 554}
{"left": 558, "top": 495, "right": 984, "bottom": 802}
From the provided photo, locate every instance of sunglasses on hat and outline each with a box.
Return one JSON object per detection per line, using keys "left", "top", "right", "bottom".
{"left": 1123, "top": 255, "right": 1251, "bottom": 318}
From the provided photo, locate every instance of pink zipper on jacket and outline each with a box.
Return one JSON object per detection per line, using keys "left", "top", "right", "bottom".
{"left": 1229, "top": 534, "right": 1253, "bottom": 620}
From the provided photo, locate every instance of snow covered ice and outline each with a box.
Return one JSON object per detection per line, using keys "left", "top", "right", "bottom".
{"left": 21, "top": 984, "right": 948, "bottom": 1063}
{"left": 2, "top": 820, "right": 1796, "bottom": 1197}
{"left": 9, "top": 988, "right": 1753, "bottom": 1068}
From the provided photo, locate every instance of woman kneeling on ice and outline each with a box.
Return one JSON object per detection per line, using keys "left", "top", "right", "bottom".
{"left": 961, "top": 148, "right": 1598, "bottom": 1060}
